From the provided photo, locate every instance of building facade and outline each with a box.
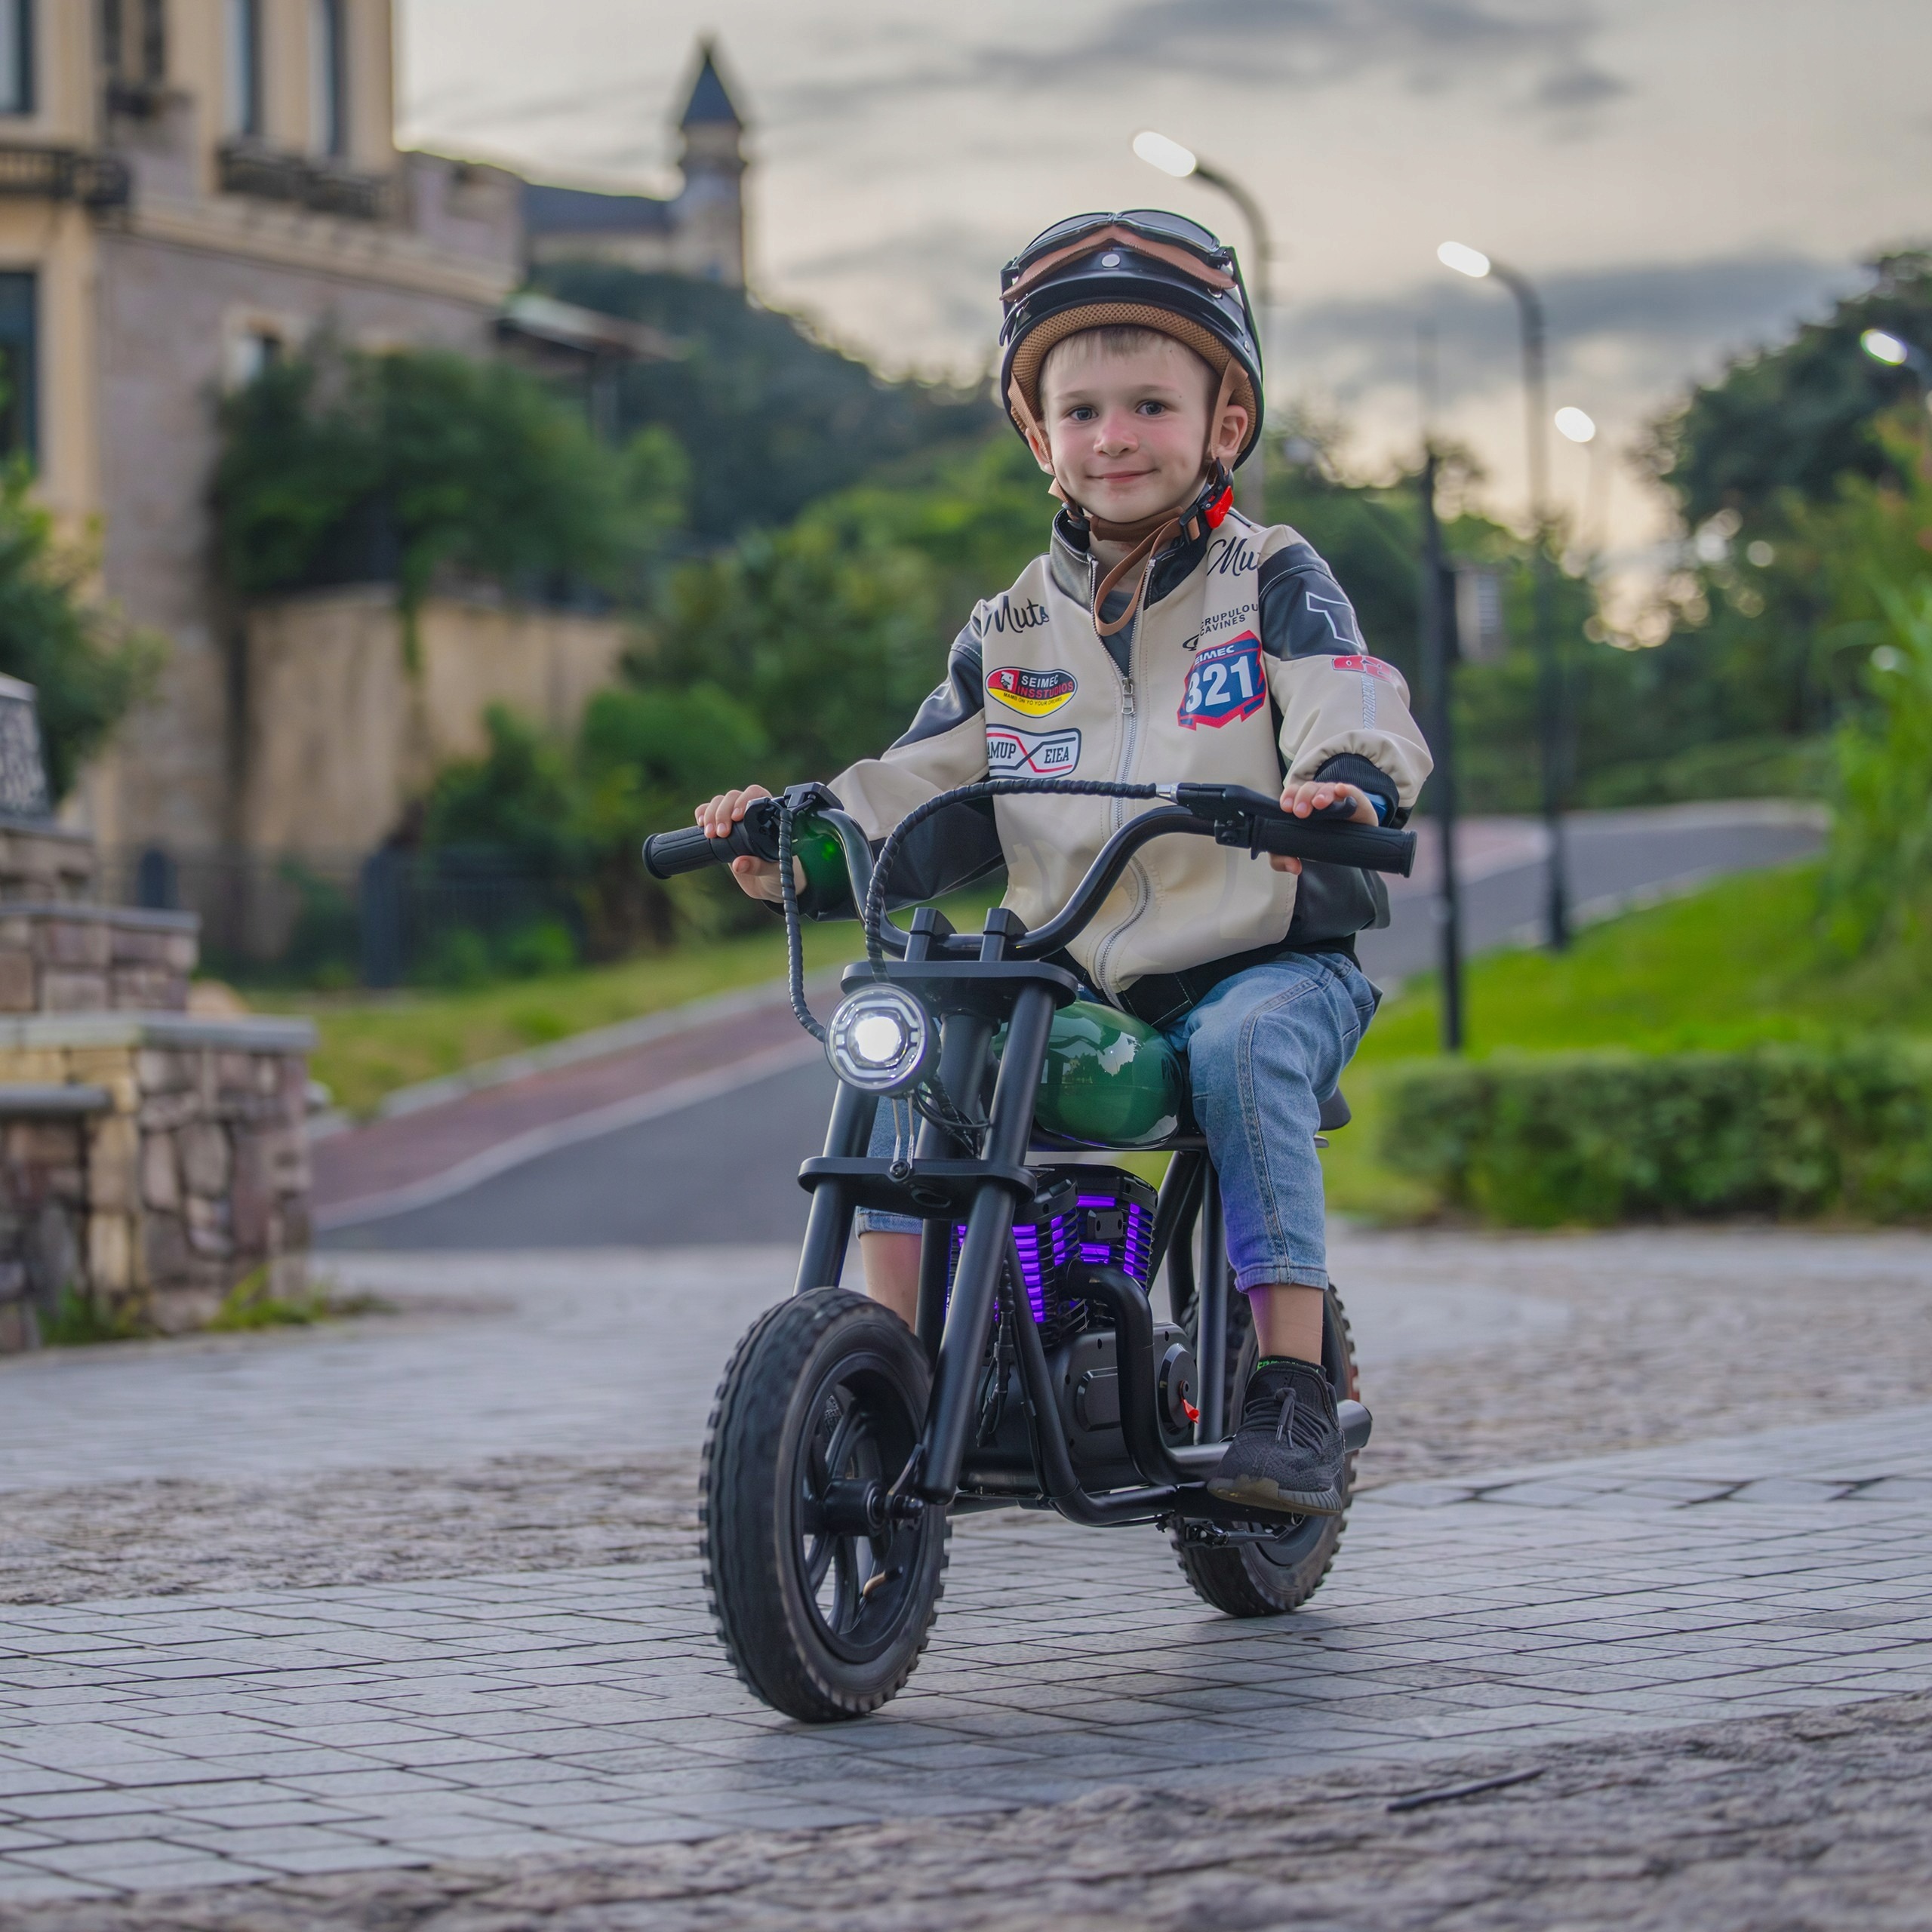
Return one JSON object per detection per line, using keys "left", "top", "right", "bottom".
{"left": 0, "top": 6, "right": 744, "bottom": 886}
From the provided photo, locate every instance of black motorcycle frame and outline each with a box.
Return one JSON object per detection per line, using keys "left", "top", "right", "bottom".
{"left": 777, "top": 795, "right": 1398, "bottom": 1525}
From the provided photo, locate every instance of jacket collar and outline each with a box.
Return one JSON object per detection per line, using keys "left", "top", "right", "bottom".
{"left": 1049, "top": 504, "right": 1216, "bottom": 616}
{"left": 1048, "top": 480, "right": 1225, "bottom": 616}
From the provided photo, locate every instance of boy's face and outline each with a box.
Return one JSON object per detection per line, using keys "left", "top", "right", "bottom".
{"left": 1035, "top": 334, "right": 1248, "bottom": 527}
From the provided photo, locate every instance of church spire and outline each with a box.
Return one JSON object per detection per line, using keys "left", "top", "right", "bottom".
{"left": 679, "top": 39, "right": 743, "bottom": 131}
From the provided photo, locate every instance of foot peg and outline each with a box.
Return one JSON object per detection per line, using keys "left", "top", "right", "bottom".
{"left": 1338, "top": 1399, "right": 1372, "bottom": 1454}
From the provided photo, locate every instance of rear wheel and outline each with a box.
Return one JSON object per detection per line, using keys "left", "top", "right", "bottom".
{"left": 702, "top": 1288, "right": 949, "bottom": 1721}
{"left": 1172, "top": 1286, "right": 1359, "bottom": 1617}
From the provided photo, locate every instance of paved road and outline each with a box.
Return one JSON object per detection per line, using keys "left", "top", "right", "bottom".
{"left": 324, "top": 801, "right": 1823, "bottom": 1252}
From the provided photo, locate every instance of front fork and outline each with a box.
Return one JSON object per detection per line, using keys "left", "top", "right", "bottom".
{"left": 790, "top": 983, "right": 1055, "bottom": 1508}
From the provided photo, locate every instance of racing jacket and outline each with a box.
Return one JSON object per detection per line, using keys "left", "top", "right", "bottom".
{"left": 829, "top": 505, "right": 1432, "bottom": 1003}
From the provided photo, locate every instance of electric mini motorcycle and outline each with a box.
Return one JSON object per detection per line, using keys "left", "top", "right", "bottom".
{"left": 643, "top": 777, "right": 1415, "bottom": 1721}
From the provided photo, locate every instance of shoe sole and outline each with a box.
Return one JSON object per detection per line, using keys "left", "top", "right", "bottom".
{"left": 1206, "top": 1472, "right": 1345, "bottom": 1518}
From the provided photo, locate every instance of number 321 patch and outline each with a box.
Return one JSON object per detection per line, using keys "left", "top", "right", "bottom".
{"left": 1178, "top": 632, "right": 1268, "bottom": 730}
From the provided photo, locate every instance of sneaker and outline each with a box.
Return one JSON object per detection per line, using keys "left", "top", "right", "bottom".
{"left": 1206, "top": 1357, "right": 1346, "bottom": 1516}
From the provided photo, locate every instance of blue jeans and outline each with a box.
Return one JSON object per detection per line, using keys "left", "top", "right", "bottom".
{"left": 854, "top": 951, "right": 1379, "bottom": 1292}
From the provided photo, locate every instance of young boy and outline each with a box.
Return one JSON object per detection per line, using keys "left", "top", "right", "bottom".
{"left": 697, "top": 211, "right": 1431, "bottom": 1517}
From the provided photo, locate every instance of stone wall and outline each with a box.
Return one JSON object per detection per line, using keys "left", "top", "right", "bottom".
{"left": 0, "top": 1093, "right": 100, "bottom": 1352}
{"left": 0, "top": 906, "right": 199, "bottom": 1014}
{"left": 0, "top": 818, "right": 97, "bottom": 904}
{"left": 0, "top": 1015, "right": 316, "bottom": 1340}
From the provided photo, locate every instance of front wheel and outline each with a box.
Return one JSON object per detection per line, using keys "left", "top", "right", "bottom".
{"left": 702, "top": 1287, "right": 949, "bottom": 1721}
{"left": 1172, "top": 1285, "right": 1358, "bottom": 1618}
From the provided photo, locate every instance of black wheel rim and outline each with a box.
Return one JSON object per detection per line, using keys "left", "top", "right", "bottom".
{"left": 789, "top": 1349, "right": 927, "bottom": 1666}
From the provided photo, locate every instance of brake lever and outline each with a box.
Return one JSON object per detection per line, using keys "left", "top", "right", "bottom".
{"left": 1167, "top": 781, "right": 1365, "bottom": 829}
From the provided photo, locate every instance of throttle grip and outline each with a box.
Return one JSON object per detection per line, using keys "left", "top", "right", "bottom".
{"left": 1244, "top": 815, "right": 1417, "bottom": 877}
{"left": 641, "top": 823, "right": 741, "bottom": 878}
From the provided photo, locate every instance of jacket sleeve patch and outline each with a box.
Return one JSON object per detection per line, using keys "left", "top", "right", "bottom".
{"left": 1331, "top": 654, "right": 1401, "bottom": 684}
{"left": 1178, "top": 632, "right": 1268, "bottom": 730}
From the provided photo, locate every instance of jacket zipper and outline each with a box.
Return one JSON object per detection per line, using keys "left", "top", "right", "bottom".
{"left": 1094, "top": 563, "right": 1152, "bottom": 1002}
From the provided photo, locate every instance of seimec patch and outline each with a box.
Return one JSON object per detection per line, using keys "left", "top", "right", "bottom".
{"left": 1332, "top": 654, "right": 1401, "bottom": 684}
{"left": 986, "top": 666, "right": 1076, "bottom": 717}
{"left": 987, "top": 724, "right": 1080, "bottom": 777}
{"left": 1178, "top": 632, "right": 1267, "bottom": 730}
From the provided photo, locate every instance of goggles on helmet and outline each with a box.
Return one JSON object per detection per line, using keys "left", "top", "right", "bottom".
{"left": 1001, "top": 211, "right": 1243, "bottom": 308}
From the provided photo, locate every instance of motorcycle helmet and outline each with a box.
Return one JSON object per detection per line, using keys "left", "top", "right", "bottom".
{"left": 998, "top": 209, "right": 1265, "bottom": 469}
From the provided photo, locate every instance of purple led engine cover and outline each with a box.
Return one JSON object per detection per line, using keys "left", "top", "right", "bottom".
{"left": 946, "top": 1166, "right": 1159, "bottom": 1349}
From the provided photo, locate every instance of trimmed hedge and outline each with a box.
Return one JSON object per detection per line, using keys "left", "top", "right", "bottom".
{"left": 1382, "top": 1043, "right": 1932, "bottom": 1226}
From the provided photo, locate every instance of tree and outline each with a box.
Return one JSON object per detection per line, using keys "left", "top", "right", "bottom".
{"left": 0, "top": 463, "right": 156, "bottom": 798}
{"left": 1645, "top": 250, "right": 1932, "bottom": 529}
{"left": 214, "top": 343, "right": 688, "bottom": 638}
{"left": 531, "top": 265, "right": 996, "bottom": 539}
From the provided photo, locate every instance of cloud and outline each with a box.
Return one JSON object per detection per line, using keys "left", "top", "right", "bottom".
{"left": 774, "top": 0, "right": 1627, "bottom": 124}
{"left": 1283, "top": 251, "right": 1866, "bottom": 413}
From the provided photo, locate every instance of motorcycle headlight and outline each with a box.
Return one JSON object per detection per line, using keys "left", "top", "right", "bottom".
{"left": 826, "top": 986, "right": 934, "bottom": 1095}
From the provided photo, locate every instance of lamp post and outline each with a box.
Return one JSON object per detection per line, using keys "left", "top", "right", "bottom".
{"left": 1553, "top": 405, "right": 1604, "bottom": 563}
{"left": 1438, "top": 240, "right": 1571, "bottom": 951}
{"left": 1134, "top": 130, "right": 1272, "bottom": 521}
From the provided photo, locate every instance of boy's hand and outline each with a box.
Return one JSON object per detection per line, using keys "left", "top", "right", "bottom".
{"left": 694, "top": 785, "right": 801, "bottom": 902}
{"left": 1270, "top": 780, "right": 1379, "bottom": 875}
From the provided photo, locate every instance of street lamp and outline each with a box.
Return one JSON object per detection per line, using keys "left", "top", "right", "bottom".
{"left": 1554, "top": 405, "right": 1607, "bottom": 561}
{"left": 1861, "top": 327, "right": 1932, "bottom": 400}
{"left": 1438, "top": 238, "right": 1572, "bottom": 951}
{"left": 1134, "top": 129, "right": 1272, "bottom": 519}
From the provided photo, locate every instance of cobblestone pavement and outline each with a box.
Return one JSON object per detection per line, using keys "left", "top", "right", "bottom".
{"left": 4, "top": 1229, "right": 1929, "bottom": 1601}
{"left": 2, "top": 1401, "right": 1931, "bottom": 1907}
{"left": 5, "top": 1692, "right": 1927, "bottom": 1930}
{"left": 2, "top": 1224, "right": 1927, "bottom": 1918}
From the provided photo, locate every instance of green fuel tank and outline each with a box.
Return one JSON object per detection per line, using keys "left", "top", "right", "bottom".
{"left": 1023, "top": 1000, "right": 1186, "bottom": 1149}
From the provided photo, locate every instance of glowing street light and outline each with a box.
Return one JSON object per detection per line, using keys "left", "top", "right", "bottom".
{"left": 1134, "top": 129, "right": 1273, "bottom": 517}
{"left": 1436, "top": 235, "right": 1570, "bottom": 950}
{"left": 1131, "top": 130, "right": 1198, "bottom": 180}
{"left": 1437, "top": 240, "right": 1492, "bottom": 281}
{"left": 1553, "top": 406, "right": 1596, "bottom": 445}
{"left": 1861, "top": 328, "right": 1909, "bottom": 366}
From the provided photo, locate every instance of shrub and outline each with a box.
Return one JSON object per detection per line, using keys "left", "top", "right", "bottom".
{"left": 1824, "top": 578, "right": 1932, "bottom": 955}
{"left": 1383, "top": 1043, "right": 1932, "bottom": 1226}
{"left": 0, "top": 461, "right": 158, "bottom": 798}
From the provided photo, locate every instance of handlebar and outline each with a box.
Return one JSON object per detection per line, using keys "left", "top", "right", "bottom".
{"left": 644, "top": 784, "right": 1414, "bottom": 887}
{"left": 642, "top": 782, "right": 1415, "bottom": 964}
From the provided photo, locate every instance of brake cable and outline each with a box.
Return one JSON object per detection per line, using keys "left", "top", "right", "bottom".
{"left": 774, "top": 798, "right": 826, "bottom": 1042}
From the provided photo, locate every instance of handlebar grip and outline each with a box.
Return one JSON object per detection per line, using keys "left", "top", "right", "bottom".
{"left": 1246, "top": 815, "right": 1417, "bottom": 877}
{"left": 641, "top": 823, "right": 746, "bottom": 879}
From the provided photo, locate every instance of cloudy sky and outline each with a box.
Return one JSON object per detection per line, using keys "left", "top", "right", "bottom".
{"left": 400, "top": 0, "right": 1930, "bottom": 553}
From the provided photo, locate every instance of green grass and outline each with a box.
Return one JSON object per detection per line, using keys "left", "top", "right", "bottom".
{"left": 1321, "top": 863, "right": 1932, "bottom": 1220}
{"left": 263, "top": 891, "right": 1000, "bottom": 1121}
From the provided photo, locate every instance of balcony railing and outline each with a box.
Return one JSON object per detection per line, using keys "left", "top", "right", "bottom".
{"left": 0, "top": 145, "right": 132, "bottom": 211}
{"left": 217, "top": 143, "right": 392, "bottom": 223}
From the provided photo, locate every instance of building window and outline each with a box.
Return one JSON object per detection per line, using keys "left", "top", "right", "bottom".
{"left": 309, "top": 0, "right": 345, "bottom": 158}
{"left": 0, "top": 0, "right": 32, "bottom": 115}
{"left": 226, "top": 324, "right": 282, "bottom": 390}
{"left": 225, "top": 0, "right": 261, "bottom": 137}
{"left": 0, "top": 274, "right": 38, "bottom": 462}
{"left": 100, "top": 0, "right": 165, "bottom": 83}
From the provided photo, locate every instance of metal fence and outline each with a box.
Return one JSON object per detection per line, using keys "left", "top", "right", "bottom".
{"left": 100, "top": 848, "right": 580, "bottom": 988}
